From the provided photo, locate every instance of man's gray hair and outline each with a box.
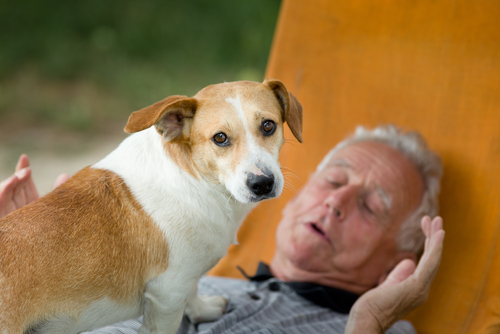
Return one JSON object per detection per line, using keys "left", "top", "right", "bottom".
{"left": 316, "top": 124, "right": 443, "bottom": 255}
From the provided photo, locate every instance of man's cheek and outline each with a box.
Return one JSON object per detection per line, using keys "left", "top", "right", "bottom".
{"left": 293, "top": 193, "right": 323, "bottom": 216}
{"left": 303, "top": 185, "right": 325, "bottom": 200}
{"left": 277, "top": 220, "right": 297, "bottom": 249}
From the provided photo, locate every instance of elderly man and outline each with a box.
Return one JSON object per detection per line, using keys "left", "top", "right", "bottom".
{"left": 0, "top": 125, "right": 444, "bottom": 334}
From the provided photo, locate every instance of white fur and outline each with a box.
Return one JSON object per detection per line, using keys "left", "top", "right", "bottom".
{"left": 224, "top": 96, "right": 284, "bottom": 203}
{"left": 32, "top": 298, "right": 141, "bottom": 334}
{"left": 92, "top": 127, "right": 257, "bottom": 332}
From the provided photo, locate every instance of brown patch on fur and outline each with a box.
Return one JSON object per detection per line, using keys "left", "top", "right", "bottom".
{"left": 124, "top": 96, "right": 197, "bottom": 141}
{"left": 0, "top": 168, "right": 169, "bottom": 332}
{"left": 163, "top": 142, "right": 199, "bottom": 179}
{"left": 263, "top": 79, "right": 303, "bottom": 143}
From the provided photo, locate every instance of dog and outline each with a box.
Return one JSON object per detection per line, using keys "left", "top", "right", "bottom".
{"left": 0, "top": 79, "right": 303, "bottom": 334}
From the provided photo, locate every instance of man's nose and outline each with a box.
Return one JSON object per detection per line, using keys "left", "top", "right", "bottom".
{"left": 323, "top": 186, "right": 355, "bottom": 221}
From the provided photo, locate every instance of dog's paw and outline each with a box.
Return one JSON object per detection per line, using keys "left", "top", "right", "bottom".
{"left": 185, "top": 295, "right": 228, "bottom": 323}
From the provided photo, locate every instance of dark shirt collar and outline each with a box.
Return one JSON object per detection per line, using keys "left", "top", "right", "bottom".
{"left": 239, "top": 262, "right": 359, "bottom": 314}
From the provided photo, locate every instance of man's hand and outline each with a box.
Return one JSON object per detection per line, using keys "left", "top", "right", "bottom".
{"left": 345, "top": 216, "right": 445, "bottom": 334}
{"left": 0, "top": 154, "right": 69, "bottom": 218}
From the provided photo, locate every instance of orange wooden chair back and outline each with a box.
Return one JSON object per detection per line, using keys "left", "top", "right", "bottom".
{"left": 210, "top": 1, "right": 500, "bottom": 332}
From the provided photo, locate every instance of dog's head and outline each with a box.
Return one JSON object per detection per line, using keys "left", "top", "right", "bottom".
{"left": 124, "top": 79, "right": 302, "bottom": 203}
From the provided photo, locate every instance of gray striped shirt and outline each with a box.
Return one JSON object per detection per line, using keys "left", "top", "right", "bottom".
{"left": 83, "top": 276, "right": 416, "bottom": 334}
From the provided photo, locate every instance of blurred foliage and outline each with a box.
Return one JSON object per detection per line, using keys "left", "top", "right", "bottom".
{"left": 0, "top": 0, "right": 281, "bottom": 133}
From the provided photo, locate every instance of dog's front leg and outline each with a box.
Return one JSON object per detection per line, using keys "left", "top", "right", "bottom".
{"left": 139, "top": 295, "right": 185, "bottom": 334}
{"left": 139, "top": 278, "right": 193, "bottom": 334}
{"left": 184, "top": 284, "right": 227, "bottom": 324}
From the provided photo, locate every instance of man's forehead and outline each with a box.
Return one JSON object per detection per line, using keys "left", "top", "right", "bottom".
{"left": 324, "top": 142, "right": 400, "bottom": 172}
{"left": 328, "top": 158, "right": 351, "bottom": 168}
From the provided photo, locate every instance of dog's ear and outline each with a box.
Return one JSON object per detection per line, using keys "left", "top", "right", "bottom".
{"left": 124, "top": 95, "right": 198, "bottom": 142}
{"left": 263, "top": 79, "right": 303, "bottom": 143}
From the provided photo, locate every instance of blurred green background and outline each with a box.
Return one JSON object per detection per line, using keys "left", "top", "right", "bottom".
{"left": 0, "top": 0, "right": 280, "bottom": 134}
{"left": 0, "top": 0, "right": 281, "bottom": 192}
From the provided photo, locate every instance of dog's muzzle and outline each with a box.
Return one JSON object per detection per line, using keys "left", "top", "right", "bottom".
{"left": 246, "top": 173, "right": 275, "bottom": 201}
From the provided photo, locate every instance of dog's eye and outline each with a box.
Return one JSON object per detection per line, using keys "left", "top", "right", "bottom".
{"left": 213, "top": 132, "right": 230, "bottom": 146}
{"left": 262, "top": 120, "right": 276, "bottom": 136}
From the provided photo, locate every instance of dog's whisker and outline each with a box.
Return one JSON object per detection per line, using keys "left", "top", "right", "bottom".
{"left": 283, "top": 177, "right": 298, "bottom": 194}
{"left": 280, "top": 166, "right": 297, "bottom": 172}
{"left": 284, "top": 186, "right": 297, "bottom": 195}
{"left": 281, "top": 172, "right": 300, "bottom": 181}
{"left": 225, "top": 193, "right": 238, "bottom": 207}
{"left": 283, "top": 174, "right": 297, "bottom": 182}
{"left": 282, "top": 182, "right": 297, "bottom": 193}
{"left": 209, "top": 182, "right": 222, "bottom": 191}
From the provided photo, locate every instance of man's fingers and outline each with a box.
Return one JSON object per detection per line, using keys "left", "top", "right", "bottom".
{"left": 346, "top": 216, "right": 446, "bottom": 334}
{"left": 12, "top": 174, "right": 30, "bottom": 209}
{"left": 0, "top": 175, "right": 19, "bottom": 199}
{"left": 380, "top": 259, "right": 416, "bottom": 288}
{"left": 420, "top": 216, "right": 444, "bottom": 257}
{"left": 0, "top": 175, "right": 20, "bottom": 218}
{"left": 0, "top": 154, "right": 41, "bottom": 218}
{"left": 15, "top": 166, "right": 32, "bottom": 182}
{"left": 15, "top": 154, "right": 30, "bottom": 172}
{"left": 13, "top": 166, "right": 38, "bottom": 208}
{"left": 425, "top": 217, "right": 444, "bottom": 258}
{"left": 24, "top": 177, "right": 40, "bottom": 203}
{"left": 421, "top": 216, "right": 431, "bottom": 238}
{"left": 14, "top": 155, "right": 39, "bottom": 203}
{"left": 415, "top": 216, "right": 445, "bottom": 282}
{"left": 431, "top": 216, "right": 443, "bottom": 235}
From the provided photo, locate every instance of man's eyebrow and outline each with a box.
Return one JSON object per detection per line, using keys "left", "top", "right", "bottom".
{"left": 375, "top": 185, "right": 392, "bottom": 211}
{"left": 329, "top": 159, "right": 351, "bottom": 168}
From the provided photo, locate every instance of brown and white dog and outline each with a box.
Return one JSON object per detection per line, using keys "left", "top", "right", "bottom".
{"left": 0, "top": 80, "right": 302, "bottom": 334}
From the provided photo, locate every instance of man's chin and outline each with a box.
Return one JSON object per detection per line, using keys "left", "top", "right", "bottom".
{"left": 285, "top": 248, "right": 333, "bottom": 274}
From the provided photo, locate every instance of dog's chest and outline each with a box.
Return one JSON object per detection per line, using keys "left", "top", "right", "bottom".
{"left": 151, "top": 194, "right": 253, "bottom": 275}
{"left": 92, "top": 130, "right": 255, "bottom": 276}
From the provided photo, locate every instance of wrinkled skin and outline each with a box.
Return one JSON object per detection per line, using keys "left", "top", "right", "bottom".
{"left": 270, "top": 141, "right": 425, "bottom": 294}
{"left": 345, "top": 216, "right": 444, "bottom": 333}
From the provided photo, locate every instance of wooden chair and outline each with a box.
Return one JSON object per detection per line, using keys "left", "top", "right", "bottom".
{"left": 210, "top": 1, "right": 500, "bottom": 332}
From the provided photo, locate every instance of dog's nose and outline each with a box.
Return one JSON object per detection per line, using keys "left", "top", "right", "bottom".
{"left": 247, "top": 174, "right": 275, "bottom": 196}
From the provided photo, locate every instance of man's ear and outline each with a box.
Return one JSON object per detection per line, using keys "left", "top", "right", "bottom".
{"left": 124, "top": 95, "right": 198, "bottom": 143}
{"left": 263, "top": 79, "right": 303, "bottom": 143}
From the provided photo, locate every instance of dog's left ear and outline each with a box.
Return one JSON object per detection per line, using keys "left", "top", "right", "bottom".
{"left": 124, "top": 95, "right": 198, "bottom": 142}
{"left": 263, "top": 79, "right": 303, "bottom": 143}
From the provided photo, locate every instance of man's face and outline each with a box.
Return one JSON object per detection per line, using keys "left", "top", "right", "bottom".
{"left": 271, "top": 141, "right": 424, "bottom": 293}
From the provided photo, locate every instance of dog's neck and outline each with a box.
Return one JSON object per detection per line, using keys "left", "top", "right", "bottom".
{"left": 93, "top": 127, "right": 256, "bottom": 246}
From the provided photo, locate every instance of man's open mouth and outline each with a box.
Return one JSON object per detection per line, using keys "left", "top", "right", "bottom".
{"left": 306, "top": 222, "right": 331, "bottom": 244}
